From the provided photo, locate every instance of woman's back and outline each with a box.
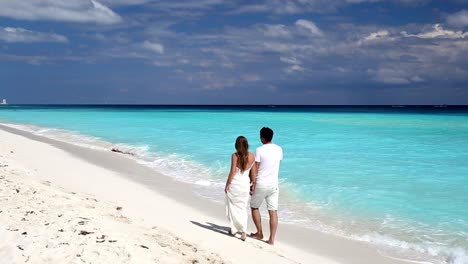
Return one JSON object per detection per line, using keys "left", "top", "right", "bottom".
{"left": 235, "top": 152, "right": 255, "bottom": 177}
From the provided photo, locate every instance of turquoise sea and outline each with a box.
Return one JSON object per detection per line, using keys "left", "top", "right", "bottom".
{"left": 1, "top": 105, "right": 468, "bottom": 263}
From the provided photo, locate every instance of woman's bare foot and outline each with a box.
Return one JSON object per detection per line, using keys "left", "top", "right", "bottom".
{"left": 267, "top": 239, "right": 275, "bottom": 245}
{"left": 241, "top": 233, "right": 247, "bottom": 241}
{"left": 249, "top": 232, "right": 264, "bottom": 240}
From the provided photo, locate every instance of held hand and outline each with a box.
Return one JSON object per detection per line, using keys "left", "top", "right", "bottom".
{"left": 249, "top": 184, "right": 256, "bottom": 196}
{"left": 224, "top": 183, "right": 230, "bottom": 193}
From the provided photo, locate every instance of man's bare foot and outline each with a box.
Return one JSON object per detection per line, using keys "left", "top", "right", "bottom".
{"left": 249, "top": 232, "right": 264, "bottom": 240}
{"left": 267, "top": 239, "right": 275, "bottom": 245}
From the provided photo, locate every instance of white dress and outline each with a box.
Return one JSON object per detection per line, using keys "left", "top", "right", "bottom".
{"left": 225, "top": 163, "right": 253, "bottom": 234}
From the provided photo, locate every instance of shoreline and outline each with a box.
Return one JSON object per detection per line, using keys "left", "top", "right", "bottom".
{"left": 0, "top": 124, "right": 412, "bottom": 263}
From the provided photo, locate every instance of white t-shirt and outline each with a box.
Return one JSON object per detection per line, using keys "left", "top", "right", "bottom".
{"left": 255, "top": 143, "right": 283, "bottom": 186}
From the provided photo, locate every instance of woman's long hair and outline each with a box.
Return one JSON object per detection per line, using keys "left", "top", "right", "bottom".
{"left": 235, "top": 136, "right": 249, "bottom": 173}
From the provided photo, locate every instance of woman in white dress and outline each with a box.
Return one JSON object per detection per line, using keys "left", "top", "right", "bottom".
{"left": 224, "top": 136, "right": 256, "bottom": 241}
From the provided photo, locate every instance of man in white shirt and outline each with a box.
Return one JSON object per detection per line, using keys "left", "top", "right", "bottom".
{"left": 250, "top": 127, "right": 283, "bottom": 245}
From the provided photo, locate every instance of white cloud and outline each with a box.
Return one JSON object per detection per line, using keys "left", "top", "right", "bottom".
{"left": 261, "top": 24, "right": 292, "bottom": 38}
{"left": 0, "top": 27, "right": 68, "bottom": 43}
{"left": 345, "top": 0, "right": 426, "bottom": 3}
{"left": 358, "top": 30, "right": 398, "bottom": 45}
{"left": 263, "top": 42, "right": 295, "bottom": 53}
{"left": 348, "top": 0, "right": 431, "bottom": 4}
{"left": 227, "top": 4, "right": 270, "bottom": 15}
{"left": 286, "top": 64, "right": 305, "bottom": 73}
{"left": 447, "top": 10, "right": 468, "bottom": 28}
{"left": 401, "top": 24, "right": 468, "bottom": 39}
{"left": 362, "top": 30, "right": 390, "bottom": 41}
{"left": 100, "top": 0, "right": 153, "bottom": 6}
{"left": 0, "top": 0, "right": 122, "bottom": 25}
{"left": 280, "top": 56, "right": 301, "bottom": 65}
{"left": 345, "top": 0, "right": 381, "bottom": 3}
{"left": 142, "top": 41, "right": 165, "bottom": 54}
{"left": 229, "top": 0, "right": 340, "bottom": 15}
{"left": 194, "top": 72, "right": 237, "bottom": 90}
{"left": 178, "top": 59, "right": 190, "bottom": 64}
{"left": 410, "top": 76, "right": 424, "bottom": 82}
{"left": 229, "top": 0, "right": 429, "bottom": 16}
{"left": 335, "top": 67, "right": 350, "bottom": 73}
{"left": 242, "top": 74, "right": 261, "bottom": 82}
{"left": 295, "top": 19, "right": 323, "bottom": 36}
{"left": 150, "top": 0, "right": 224, "bottom": 10}
{"left": 374, "top": 75, "right": 410, "bottom": 85}
{"left": 152, "top": 60, "right": 172, "bottom": 67}
{"left": 369, "top": 68, "right": 424, "bottom": 84}
{"left": 199, "top": 60, "right": 212, "bottom": 67}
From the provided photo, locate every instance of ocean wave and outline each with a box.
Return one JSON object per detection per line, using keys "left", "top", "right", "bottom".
{"left": 1, "top": 122, "right": 221, "bottom": 186}
{"left": 3, "top": 123, "right": 110, "bottom": 151}
{"left": 351, "top": 232, "right": 467, "bottom": 264}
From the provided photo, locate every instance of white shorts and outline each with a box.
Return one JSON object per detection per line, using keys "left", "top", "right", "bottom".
{"left": 250, "top": 185, "right": 279, "bottom": 211}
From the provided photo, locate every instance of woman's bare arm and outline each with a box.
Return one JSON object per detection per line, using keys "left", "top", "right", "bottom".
{"left": 249, "top": 153, "right": 257, "bottom": 195}
{"left": 225, "top": 153, "right": 237, "bottom": 193}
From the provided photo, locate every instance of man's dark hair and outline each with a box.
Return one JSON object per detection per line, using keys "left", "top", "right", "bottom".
{"left": 260, "top": 127, "right": 274, "bottom": 142}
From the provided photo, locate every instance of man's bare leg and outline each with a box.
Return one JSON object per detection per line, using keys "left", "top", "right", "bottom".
{"left": 267, "top": 210, "right": 278, "bottom": 245}
{"left": 250, "top": 207, "right": 263, "bottom": 239}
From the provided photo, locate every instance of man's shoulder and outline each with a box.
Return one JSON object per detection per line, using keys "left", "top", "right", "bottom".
{"left": 256, "top": 144, "right": 267, "bottom": 151}
{"left": 271, "top": 143, "right": 283, "bottom": 151}
{"left": 256, "top": 143, "right": 282, "bottom": 153}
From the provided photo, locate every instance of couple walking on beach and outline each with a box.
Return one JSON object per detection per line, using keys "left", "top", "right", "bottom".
{"left": 224, "top": 127, "right": 283, "bottom": 244}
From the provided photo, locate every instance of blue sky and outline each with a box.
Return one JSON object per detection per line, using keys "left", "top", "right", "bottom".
{"left": 0, "top": 0, "right": 467, "bottom": 104}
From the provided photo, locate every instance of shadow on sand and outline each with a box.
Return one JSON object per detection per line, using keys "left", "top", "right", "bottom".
{"left": 190, "top": 221, "right": 232, "bottom": 237}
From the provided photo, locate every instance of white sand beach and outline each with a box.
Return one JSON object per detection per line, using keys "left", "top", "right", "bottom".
{"left": 0, "top": 125, "right": 410, "bottom": 264}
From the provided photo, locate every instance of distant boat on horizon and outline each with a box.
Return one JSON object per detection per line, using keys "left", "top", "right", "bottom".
{"left": 1, "top": 99, "right": 7, "bottom": 105}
